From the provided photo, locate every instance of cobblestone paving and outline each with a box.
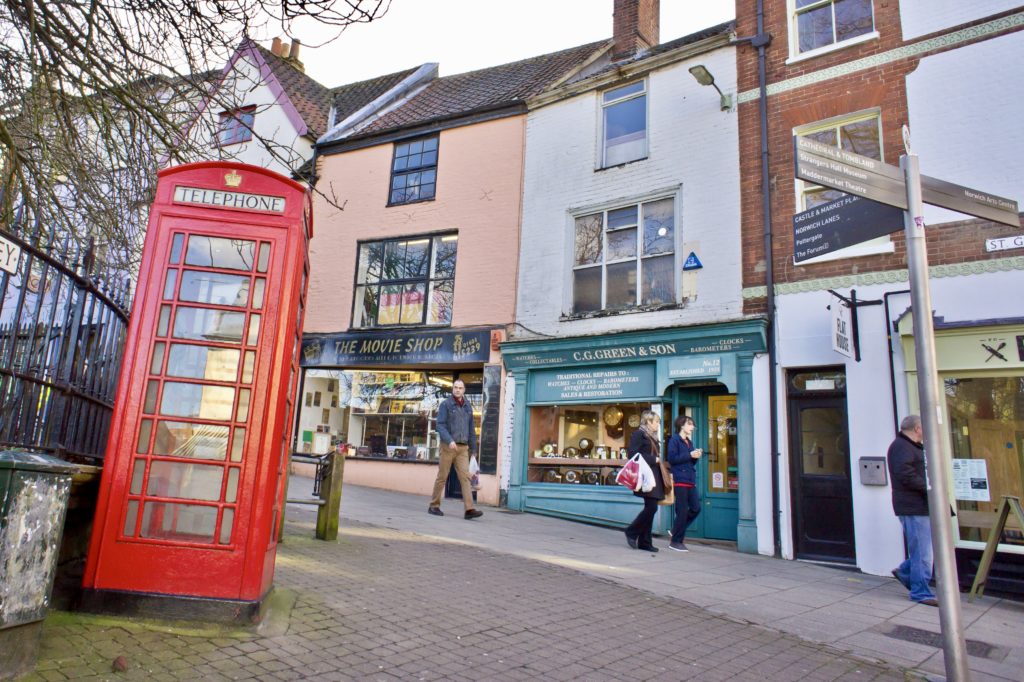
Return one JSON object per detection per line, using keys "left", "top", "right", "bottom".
{"left": 21, "top": 521, "right": 914, "bottom": 681}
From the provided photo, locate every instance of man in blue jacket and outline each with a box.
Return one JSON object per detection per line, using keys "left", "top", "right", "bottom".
{"left": 887, "top": 415, "right": 937, "bottom": 606}
{"left": 428, "top": 379, "right": 483, "bottom": 519}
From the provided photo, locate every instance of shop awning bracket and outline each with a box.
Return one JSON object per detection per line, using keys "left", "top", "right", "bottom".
{"left": 828, "top": 289, "right": 882, "bottom": 362}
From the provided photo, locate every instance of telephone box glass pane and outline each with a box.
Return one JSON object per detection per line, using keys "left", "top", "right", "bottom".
{"left": 185, "top": 236, "right": 256, "bottom": 271}
{"left": 246, "top": 314, "right": 261, "bottom": 345}
{"left": 143, "top": 380, "right": 159, "bottom": 414}
{"left": 169, "top": 234, "right": 184, "bottom": 264}
{"left": 242, "top": 351, "right": 255, "bottom": 384}
{"left": 251, "top": 279, "right": 265, "bottom": 309}
{"left": 179, "top": 270, "right": 250, "bottom": 307}
{"left": 140, "top": 502, "right": 217, "bottom": 543}
{"left": 150, "top": 342, "right": 165, "bottom": 375}
{"left": 147, "top": 461, "right": 224, "bottom": 501}
{"left": 166, "top": 344, "right": 240, "bottom": 382}
{"left": 162, "top": 270, "right": 178, "bottom": 300}
{"left": 130, "top": 458, "right": 146, "bottom": 495}
{"left": 219, "top": 508, "right": 234, "bottom": 544}
{"left": 154, "top": 421, "right": 229, "bottom": 460}
{"left": 160, "top": 382, "right": 235, "bottom": 421}
{"left": 136, "top": 419, "right": 152, "bottom": 453}
{"left": 225, "top": 468, "right": 239, "bottom": 503}
{"left": 257, "top": 243, "right": 270, "bottom": 272}
{"left": 123, "top": 500, "right": 139, "bottom": 536}
{"left": 173, "top": 307, "right": 245, "bottom": 343}
{"left": 231, "top": 428, "right": 245, "bottom": 462}
{"left": 235, "top": 388, "right": 251, "bottom": 422}
{"left": 157, "top": 305, "right": 171, "bottom": 337}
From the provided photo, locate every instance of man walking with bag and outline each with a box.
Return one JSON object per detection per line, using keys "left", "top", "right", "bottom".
{"left": 428, "top": 379, "right": 483, "bottom": 519}
{"left": 887, "top": 415, "right": 937, "bottom": 606}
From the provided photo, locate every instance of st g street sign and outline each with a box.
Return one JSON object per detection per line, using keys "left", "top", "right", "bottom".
{"left": 795, "top": 137, "right": 1021, "bottom": 228}
{"left": 793, "top": 194, "right": 904, "bottom": 263}
{"left": 0, "top": 235, "right": 22, "bottom": 276}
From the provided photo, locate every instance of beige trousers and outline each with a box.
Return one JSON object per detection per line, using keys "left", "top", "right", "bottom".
{"left": 430, "top": 443, "right": 474, "bottom": 510}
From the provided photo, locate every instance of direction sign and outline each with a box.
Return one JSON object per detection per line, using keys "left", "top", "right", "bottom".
{"left": 795, "top": 137, "right": 1021, "bottom": 227}
{"left": 921, "top": 175, "right": 1020, "bottom": 227}
{"left": 792, "top": 194, "right": 904, "bottom": 262}
{"left": 794, "top": 137, "right": 908, "bottom": 209}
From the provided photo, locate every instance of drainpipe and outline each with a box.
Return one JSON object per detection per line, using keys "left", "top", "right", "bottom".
{"left": 883, "top": 290, "right": 911, "bottom": 433}
{"left": 733, "top": 1, "right": 778, "bottom": 556}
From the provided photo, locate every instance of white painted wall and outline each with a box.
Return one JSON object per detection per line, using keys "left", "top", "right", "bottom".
{"left": 900, "top": 0, "right": 1021, "bottom": 41}
{"left": 773, "top": 268, "right": 1024, "bottom": 575}
{"left": 516, "top": 46, "right": 742, "bottom": 336}
{"left": 906, "top": 30, "right": 1024, "bottom": 226}
{"left": 185, "top": 53, "right": 313, "bottom": 177}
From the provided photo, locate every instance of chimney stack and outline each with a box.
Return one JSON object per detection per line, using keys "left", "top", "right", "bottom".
{"left": 288, "top": 39, "right": 301, "bottom": 61}
{"left": 612, "top": 0, "right": 660, "bottom": 61}
{"left": 271, "top": 37, "right": 282, "bottom": 56}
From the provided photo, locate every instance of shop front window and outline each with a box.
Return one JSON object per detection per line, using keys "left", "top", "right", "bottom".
{"left": 527, "top": 402, "right": 652, "bottom": 485}
{"left": 945, "top": 375, "right": 1024, "bottom": 548}
{"left": 294, "top": 369, "right": 480, "bottom": 462}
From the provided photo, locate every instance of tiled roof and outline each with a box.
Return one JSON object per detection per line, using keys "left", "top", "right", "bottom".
{"left": 252, "top": 43, "right": 334, "bottom": 138}
{"left": 329, "top": 67, "right": 421, "bottom": 126}
{"left": 350, "top": 40, "right": 609, "bottom": 139}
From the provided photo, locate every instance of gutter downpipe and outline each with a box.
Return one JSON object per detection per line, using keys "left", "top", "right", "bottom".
{"left": 735, "top": 1, "right": 779, "bottom": 557}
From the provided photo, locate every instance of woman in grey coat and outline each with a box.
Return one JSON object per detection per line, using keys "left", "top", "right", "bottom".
{"left": 623, "top": 410, "right": 665, "bottom": 552}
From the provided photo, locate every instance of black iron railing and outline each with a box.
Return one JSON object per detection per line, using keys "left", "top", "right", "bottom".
{"left": 0, "top": 209, "right": 132, "bottom": 462}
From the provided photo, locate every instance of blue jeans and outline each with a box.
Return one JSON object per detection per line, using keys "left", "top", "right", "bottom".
{"left": 896, "top": 515, "right": 935, "bottom": 602}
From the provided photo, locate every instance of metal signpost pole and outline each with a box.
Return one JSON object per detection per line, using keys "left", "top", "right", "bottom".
{"left": 901, "top": 151, "right": 971, "bottom": 681}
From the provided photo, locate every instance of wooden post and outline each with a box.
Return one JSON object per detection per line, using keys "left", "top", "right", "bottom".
{"left": 969, "top": 496, "right": 1024, "bottom": 602}
{"left": 315, "top": 451, "right": 344, "bottom": 541}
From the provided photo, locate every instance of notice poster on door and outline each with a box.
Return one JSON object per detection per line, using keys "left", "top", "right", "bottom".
{"left": 712, "top": 471, "right": 725, "bottom": 489}
{"left": 952, "top": 458, "right": 991, "bottom": 502}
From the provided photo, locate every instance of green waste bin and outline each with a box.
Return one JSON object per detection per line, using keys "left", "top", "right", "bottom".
{"left": 0, "top": 451, "right": 77, "bottom": 679}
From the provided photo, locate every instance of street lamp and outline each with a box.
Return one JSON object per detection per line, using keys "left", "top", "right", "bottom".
{"left": 688, "top": 65, "right": 732, "bottom": 111}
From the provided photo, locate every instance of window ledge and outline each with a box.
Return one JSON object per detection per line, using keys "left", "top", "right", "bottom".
{"left": 346, "top": 455, "right": 439, "bottom": 465}
{"left": 349, "top": 323, "right": 452, "bottom": 332}
{"left": 785, "top": 31, "right": 880, "bottom": 65}
{"left": 386, "top": 196, "right": 436, "bottom": 208}
{"left": 560, "top": 301, "right": 686, "bottom": 322}
{"left": 596, "top": 156, "right": 648, "bottom": 173}
{"left": 794, "top": 238, "right": 895, "bottom": 265}
{"left": 214, "top": 138, "right": 252, "bottom": 149}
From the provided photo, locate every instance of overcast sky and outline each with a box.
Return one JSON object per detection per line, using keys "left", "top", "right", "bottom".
{"left": 292, "top": 1, "right": 735, "bottom": 86}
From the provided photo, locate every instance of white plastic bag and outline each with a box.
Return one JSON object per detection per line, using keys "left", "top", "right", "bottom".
{"left": 469, "top": 455, "right": 481, "bottom": 490}
{"left": 636, "top": 454, "right": 656, "bottom": 493}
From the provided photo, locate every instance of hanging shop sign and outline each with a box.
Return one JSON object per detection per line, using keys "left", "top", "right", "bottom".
{"left": 530, "top": 364, "right": 655, "bottom": 403}
{"left": 301, "top": 328, "right": 492, "bottom": 367}
{"left": 832, "top": 301, "right": 854, "bottom": 359}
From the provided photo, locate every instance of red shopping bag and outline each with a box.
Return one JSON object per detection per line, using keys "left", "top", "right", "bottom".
{"left": 615, "top": 454, "right": 642, "bottom": 491}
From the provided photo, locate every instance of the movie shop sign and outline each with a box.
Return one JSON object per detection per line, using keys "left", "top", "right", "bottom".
{"left": 300, "top": 329, "right": 491, "bottom": 367}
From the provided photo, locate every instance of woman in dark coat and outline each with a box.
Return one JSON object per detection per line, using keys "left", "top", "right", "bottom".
{"left": 623, "top": 409, "right": 665, "bottom": 553}
{"left": 666, "top": 415, "right": 702, "bottom": 552}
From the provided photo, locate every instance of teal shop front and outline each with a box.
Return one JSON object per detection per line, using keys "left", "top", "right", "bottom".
{"left": 502, "top": 322, "right": 766, "bottom": 553}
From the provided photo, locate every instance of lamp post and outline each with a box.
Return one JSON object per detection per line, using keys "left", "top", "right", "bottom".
{"left": 688, "top": 64, "right": 732, "bottom": 111}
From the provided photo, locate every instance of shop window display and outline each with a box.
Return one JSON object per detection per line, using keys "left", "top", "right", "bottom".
{"left": 527, "top": 402, "right": 651, "bottom": 485}
{"left": 945, "top": 376, "right": 1024, "bottom": 547}
{"left": 294, "top": 368, "right": 481, "bottom": 462}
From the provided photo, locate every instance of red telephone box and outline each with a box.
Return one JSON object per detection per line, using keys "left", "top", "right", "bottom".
{"left": 83, "top": 162, "right": 310, "bottom": 615}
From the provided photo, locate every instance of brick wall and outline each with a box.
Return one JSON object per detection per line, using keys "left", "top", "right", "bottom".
{"left": 736, "top": 1, "right": 1024, "bottom": 315}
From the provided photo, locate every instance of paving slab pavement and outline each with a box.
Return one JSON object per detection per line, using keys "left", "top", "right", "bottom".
{"left": 322, "top": 480, "right": 1024, "bottom": 681}
{"left": 19, "top": 487, "right": 914, "bottom": 682}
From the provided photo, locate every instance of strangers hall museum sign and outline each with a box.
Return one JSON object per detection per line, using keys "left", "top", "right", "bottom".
{"left": 300, "top": 328, "right": 491, "bottom": 367}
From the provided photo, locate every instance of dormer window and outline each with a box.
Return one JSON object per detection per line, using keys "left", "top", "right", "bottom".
{"left": 601, "top": 80, "right": 647, "bottom": 168}
{"left": 216, "top": 106, "right": 255, "bottom": 147}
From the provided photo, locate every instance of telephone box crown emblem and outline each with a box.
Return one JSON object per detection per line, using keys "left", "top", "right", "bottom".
{"left": 224, "top": 170, "right": 243, "bottom": 187}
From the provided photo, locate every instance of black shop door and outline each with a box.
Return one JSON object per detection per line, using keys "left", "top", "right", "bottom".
{"left": 788, "top": 369, "right": 855, "bottom": 564}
